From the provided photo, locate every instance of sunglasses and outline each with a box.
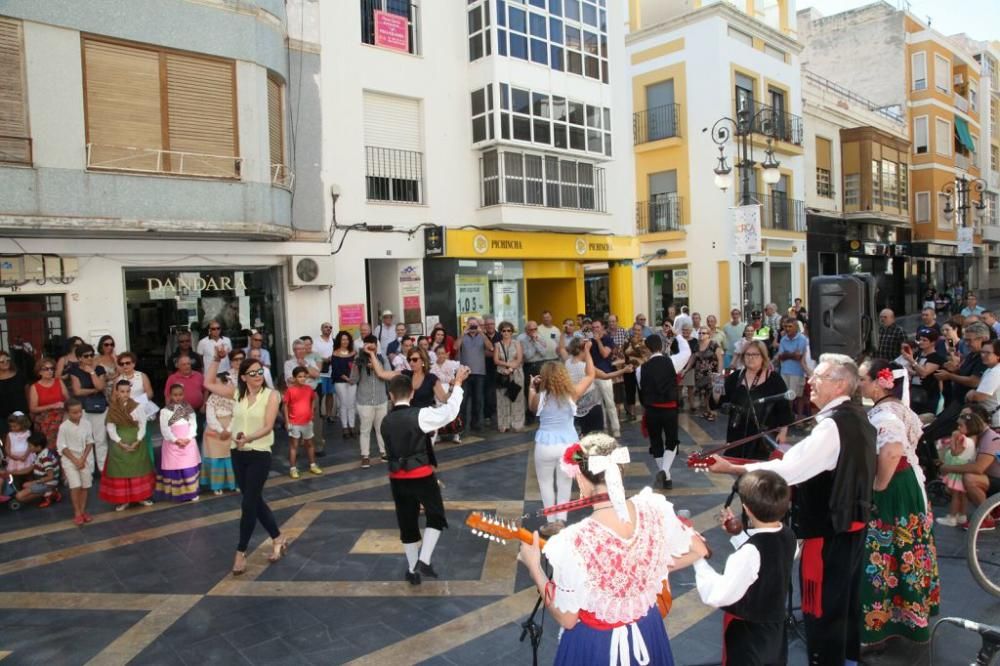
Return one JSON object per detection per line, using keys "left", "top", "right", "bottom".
{"left": 408, "top": 357, "right": 421, "bottom": 363}
{"left": 41, "top": 366, "right": 55, "bottom": 371}
{"left": 102, "top": 341, "right": 115, "bottom": 347}
{"left": 118, "top": 361, "right": 133, "bottom": 366}
{"left": 81, "top": 353, "right": 95, "bottom": 358}
{"left": 501, "top": 329, "right": 513, "bottom": 333}
{"left": 244, "top": 369, "right": 265, "bottom": 377}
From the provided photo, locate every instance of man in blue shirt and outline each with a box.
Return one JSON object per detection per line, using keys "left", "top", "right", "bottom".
{"left": 776, "top": 317, "right": 809, "bottom": 417}
{"left": 961, "top": 292, "right": 986, "bottom": 317}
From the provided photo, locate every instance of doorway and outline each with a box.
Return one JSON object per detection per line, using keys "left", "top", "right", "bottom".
{"left": 0, "top": 294, "right": 66, "bottom": 372}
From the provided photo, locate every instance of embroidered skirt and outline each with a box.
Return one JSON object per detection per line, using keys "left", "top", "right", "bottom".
{"left": 100, "top": 427, "right": 156, "bottom": 505}
{"left": 200, "top": 456, "right": 237, "bottom": 491}
{"left": 554, "top": 605, "right": 674, "bottom": 666}
{"left": 860, "top": 466, "right": 941, "bottom": 645}
{"left": 156, "top": 465, "right": 201, "bottom": 501}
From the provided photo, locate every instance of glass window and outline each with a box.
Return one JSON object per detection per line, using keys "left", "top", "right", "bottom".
{"left": 513, "top": 115, "right": 532, "bottom": 140}
{"left": 568, "top": 101, "right": 584, "bottom": 125}
{"left": 510, "top": 33, "right": 528, "bottom": 59}
{"left": 471, "top": 89, "right": 486, "bottom": 116}
{"left": 549, "top": 0, "right": 561, "bottom": 16}
{"left": 509, "top": 6, "right": 526, "bottom": 32}
{"left": 532, "top": 92, "right": 550, "bottom": 117}
{"left": 534, "top": 118, "right": 551, "bottom": 144}
{"left": 512, "top": 87, "right": 530, "bottom": 114}
{"left": 530, "top": 12, "right": 547, "bottom": 37}
{"left": 549, "top": 17, "right": 563, "bottom": 42}
{"left": 530, "top": 39, "right": 548, "bottom": 63}
{"left": 501, "top": 83, "right": 510, "bottom": 109}
{"left": 498, "top": 29, "right": 507, "bottom": 55}
{"left": 564, "top": 0, "right": 579, "bottom": 20}
{"left": 497, "top": 0, "right": 507, "bottom": 25}
{"left": 582, "top": 2, "right": 597, "bottom": 26}
{"left": 550, "top": 45, "right": 563, "bottom": 70}
{"left": 586, "top": 104, "right": 600, "bottom": 127}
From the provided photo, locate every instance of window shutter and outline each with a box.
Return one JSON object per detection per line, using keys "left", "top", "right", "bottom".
{"left": 267, "top": 75, "right": 284, "bottom": 172}
{"left": 165, "top": 53, "right": 237, "bottom": 177}
{"left": 815, "top": 137, "right": 831, "bottom": 170}
{"left": 363, "top": 92, "right": 421, "bottom": 151}
{"left": 914, "top": 117, "right": 928, "bottom": 151}
{"left": 0, "top": 17, "right": 30, "bottom": 164}
{"left": 83, "top": 39, "right": 163, "bottom": 171}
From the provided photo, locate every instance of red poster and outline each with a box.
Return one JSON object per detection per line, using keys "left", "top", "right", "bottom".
{"left": 374, "top": 10, "right": 409, "bottom": 53}
{"left": 338, "top": 303, "right": 364, "bottom": 327}
{"left": 403, "top": 295, "right": 420, "bottom": 310}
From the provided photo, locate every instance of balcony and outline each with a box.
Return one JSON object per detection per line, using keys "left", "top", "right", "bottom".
{"left": 365, "top": 146, "right": 424, "bottom": 204}
{"left": 86, "top": 144, "right": 242, "bottom": 179}
{"left": 633, "top": 104, "right": 681, "bottom": 145}
{"left": 955, "top": 93, "right": 969, "bottom": 113}
{"left": 636, "top": 195, "right": 682, "bottom": 234}
{"left": 0, "top": 135, "right": 32, "bottom": 166}
{"left": 955, "top": 152, "right": 971, "bottom": 172}
{"left": 270, "top": 164, "right": 294, "bottom": 190}
{"left": 479, "top": 150, "right": 606, "bottom": 212}
{"left": 745, "top": 192, "right": 806, "bottom": 232}
{"left": 738, "top": 100, "right": 804, "bottom": 146}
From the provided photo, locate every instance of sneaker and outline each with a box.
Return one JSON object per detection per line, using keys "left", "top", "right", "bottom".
{"left": 214, "top": 490, "right": 224, "bottom": 496}
{"left": 115, "top": 503, "right": 129, "bottom": 512}
{"left": 289, "top": 467, "right": 300, "bottom": 479}
{"left": 361, "top": 457, "right": 371, "bottom": 469}
{"left": 405, "top": 570, "right": 421, "bottom": 586}
{"left": 655, "top": 471, "right": 670, "bottom": 490}
{"left": 936, "top": 514, "right": 959, "bottom": 527}
{"left": 417, "top": 561, "right": 439, "bottom": 579}
{"left": 38, "top": 497, "right": 53, "bottom": 508}
{"left": 309, "top": 463, "right": 323, "bottom": 475}
{"left": 189, "top": 495, "right": 200, "bottom": 502}
{"left": 452, "top": 435, "right": 462, "bottom": 444}
{"left": 140, "top": 499, "right": 154, "bottom": 507}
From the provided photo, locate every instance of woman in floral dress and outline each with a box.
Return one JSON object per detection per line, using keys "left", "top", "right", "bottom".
{"left": 692, "top": 327, "right": 723, "bottom": 421}
{"left": 857, "top": 359, "right": 940, "bottom": 647}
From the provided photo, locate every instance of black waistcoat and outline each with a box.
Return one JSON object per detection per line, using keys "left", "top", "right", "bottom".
{"left": 380, "top": 405, "right": 429, "bottom": 473}
{"left": 639, "top": 355, "right": 677, "bottom": 406}
{"left": 791, "top": 400, "right": 877, "bottom": 539}
{"left": 722, "top": 525, "right": 796, "bottom": 622}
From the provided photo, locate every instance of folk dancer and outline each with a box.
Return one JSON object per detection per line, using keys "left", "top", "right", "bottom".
{"left": 637, "top": 334, "right": 691, "bottom": 489}
{"left": 382, "top": 366, "right": 470, "bottom": 585}
{"left": 709, "top": 354, "right": 876, "bottom": 665}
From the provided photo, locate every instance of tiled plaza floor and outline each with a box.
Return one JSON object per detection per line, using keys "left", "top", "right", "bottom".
{"left": 1, "top": 412, "right": 998, "bottom": 665}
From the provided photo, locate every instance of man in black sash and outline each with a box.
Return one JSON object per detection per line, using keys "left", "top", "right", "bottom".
{"left": 710, "top": 353, "right": 876, "bottom": 665}
{"left": 637, "top": 333, "right": 690, "bottom": 489}
{"left": 382, "top": 366, "right": 469, "bottom": 585}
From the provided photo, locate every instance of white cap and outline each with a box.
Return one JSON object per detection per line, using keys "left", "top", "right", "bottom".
{"left": 381, "top": 310, "right": 393, "bottom": 317}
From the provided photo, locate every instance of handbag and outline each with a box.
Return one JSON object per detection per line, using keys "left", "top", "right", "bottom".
{"left": 81, "top": 393, "right": 107, "bottom": 414}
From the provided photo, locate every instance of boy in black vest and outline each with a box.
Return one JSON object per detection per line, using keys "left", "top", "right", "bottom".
{"left": 381, "top": 367, "right": 469, "bottom": 585}
{"left": 695, "top": 470, "right": 795, "bottom": 666}
{"left": 637, "top": 333, "right": 690, "bottom": 488}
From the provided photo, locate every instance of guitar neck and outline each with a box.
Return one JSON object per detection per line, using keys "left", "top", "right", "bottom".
{"left": 512, "top": 527, "right": 547, "bottom": 548}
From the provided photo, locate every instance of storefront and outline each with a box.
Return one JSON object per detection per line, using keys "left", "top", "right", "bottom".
{"left": 648, "top": 266, "right": 689, "bottom": 324}
{"left": 911, "top": 242, "right": 982, "bottom": 309}
{"left": 422, "top": 229, "right": 637, "bottom": 333}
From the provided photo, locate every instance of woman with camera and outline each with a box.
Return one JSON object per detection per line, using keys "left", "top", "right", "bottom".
{"left": 900, "top": 328, "right": 945, "bottom": 416}
{"left": 493, "top": 321, "right": 525, "bottom": 433}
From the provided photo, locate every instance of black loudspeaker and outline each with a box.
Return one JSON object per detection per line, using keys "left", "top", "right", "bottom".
{"left": 809, "top": 274, "right": 879, "bottom": 360}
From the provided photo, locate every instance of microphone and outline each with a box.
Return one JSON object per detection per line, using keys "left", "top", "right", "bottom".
{"left": 940, "top": 617, "right": 1000, "bottom": 642}
{"left": 753, "top": 390, "right": 796, "bottom": 405}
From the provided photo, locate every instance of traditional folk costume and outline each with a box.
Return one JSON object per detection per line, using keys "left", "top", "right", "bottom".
{"left": 861, "top": 387, "right": 940, "bottom": 646}
{"left": 743, "top": 396, "right": 876, "bottom": 665}
{"left": 695, "top": 525, "right": 796, "bottom": 665}
{"left": 100, "top": 397, "right": 156, "bottom": 505}
{"left": 156, "top": 401, "right": 201, "bottom": 501}
{"left": 543, "top": 445, "right": 696, "bottom": 666}
{"left": 380, "top": 385, "right": 464, "bottom": 582}
{"left": 636, "top": 336, "right": 690, "bottom": 486}
{"left": 201, "top": 393, "right": 238, "bottom": 492}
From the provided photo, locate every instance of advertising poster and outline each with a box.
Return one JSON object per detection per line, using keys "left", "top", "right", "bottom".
{"left": 731, "top": 204, "right": 763, "bottom": 255}
{"left": 374, "top": 10, "right": 409, "bottom": 52}
{"left": 493, "top": 281, "right": 519, "bottom": 326}
{"left": 456, "top": 275, "right": 489, "bottom": 329}
{"left": 673, "top": 269, "right": 689, "bottom": 299}
{"left": 957, "top": 226, "right": 974, "bottom": 255}
{"left": 339, "top": 303, "right": 364, "bottom": 339}
{"left": 399, "top": 263, "right": 423, "bottom": 325}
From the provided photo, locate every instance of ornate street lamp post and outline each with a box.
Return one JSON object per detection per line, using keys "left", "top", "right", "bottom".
{"left": 941, "top": 175, "right": 986, "bottom": 291}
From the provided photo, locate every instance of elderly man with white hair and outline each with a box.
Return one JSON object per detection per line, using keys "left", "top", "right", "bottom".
{"left": 710, "top": 354, "right": 876, "bottom": 666}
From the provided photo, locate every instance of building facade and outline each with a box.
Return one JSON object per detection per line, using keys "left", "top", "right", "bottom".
{"left": 627, "top": 0, "right": 807, "bottom": 323}
{"left": 320, "top": 0, "right": 636, "bottom": 335}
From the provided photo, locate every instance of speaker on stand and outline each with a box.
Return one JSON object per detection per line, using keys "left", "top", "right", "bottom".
{"left": 808, "top": 273, "right": 879, "bottom": 361}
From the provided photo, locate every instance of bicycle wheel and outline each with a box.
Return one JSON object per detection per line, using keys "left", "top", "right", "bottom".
{"left": 967, "top": 492, "right": 1000, "bottom": 599}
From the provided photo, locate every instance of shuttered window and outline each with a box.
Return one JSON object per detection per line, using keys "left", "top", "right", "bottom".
{"left": 363, "top": 91, "right": 422, "bottom": 151}
{"left": 267, "top": 75, "right": 285, "bottom": 178}
{"left": 815, "top": 137, "right": 832, "bottom": 198}
{"left": 83, "top": 37, "right": 238, "bottom": 178}
{"left": 0, "top": 17, "right": 31, "bottom": 165}
{"left": 363, "top": 92, "right": 423, "bottom": 203}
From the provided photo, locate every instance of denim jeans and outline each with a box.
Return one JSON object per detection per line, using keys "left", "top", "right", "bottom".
{"left": 462, "top": 373, "right": 485, "bottom": 429}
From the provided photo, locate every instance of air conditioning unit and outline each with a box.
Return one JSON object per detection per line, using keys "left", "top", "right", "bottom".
{"left": 288, "top": 255, "right": 335, "bottom": 288}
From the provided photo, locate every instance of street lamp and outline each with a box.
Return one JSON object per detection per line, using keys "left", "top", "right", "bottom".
{"left": 941, "top": 175, "right": 986, "bottom": 288}
{"left": 706, "top": 103, "right": 782, "bottom": 320}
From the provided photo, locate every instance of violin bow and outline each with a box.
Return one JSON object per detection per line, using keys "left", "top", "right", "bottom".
{"left": 688, "top": 413, "right": 818, "bottom": 468}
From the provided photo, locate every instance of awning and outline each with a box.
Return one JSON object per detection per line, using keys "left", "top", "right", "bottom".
{"left": 955, "top": 116, "right": 976, "bottom": 153}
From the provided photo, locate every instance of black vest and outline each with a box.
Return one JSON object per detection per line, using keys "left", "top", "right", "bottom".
{"left": 380, "top": 405, "right": 430, "bottom": 473}
{"left": 791, "top": 400, "right": 876, "bottom": 539}
{"left": 722, "top": 526, "right": 796, "bottom": 622}
{"left": 639, "top": 355, "right": 677, "bottom": 406}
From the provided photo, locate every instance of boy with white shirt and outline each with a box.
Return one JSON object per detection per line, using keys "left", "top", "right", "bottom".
{"left": 57, "top": 399, "right": 95, "bottom": 525}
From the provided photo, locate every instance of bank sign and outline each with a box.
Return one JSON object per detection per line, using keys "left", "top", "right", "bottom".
{"left": 446, "top": 230, "right": 637, "bottom": 260}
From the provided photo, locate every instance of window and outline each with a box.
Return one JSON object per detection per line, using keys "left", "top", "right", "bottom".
{"left": 815, "top": 137, "right": 832, "bottom": 198}
{"left": 914, "top": 116, "right": 928, "bottom": 154}
{"left": 468, "top": 1, "right": 491, "bottom": 61}
{"left": 970, "top": 83, "right": 977, "bottom": 112}
{"left": 934, "top": 54, "right": 950, "bottom": 93}
{"left": 0, "top": 18, "right": 30, "bottom": 165}
{"left": 498, "top": 83, "right": 610, "bottom": 156}
{"left": 764, "top": 44, "right": 785, "bottom": 62}
{"left": 992, "top": 145, "right": 999, "bottom": 172}
{"left": 470, "top": 85, "right": 495, "bottom": 143}
{"left": 881, "top": 159, "right": 897, "bottom": 208}
{"left": 871, "top": 159, "right": 881, "bottom": 208}
{"left": 735, "top": 72, "right": 755, "bottom": 126}
{"left": 267, "top": 74, "right": 290, "bottom": 187}
{"left": 364, "top": 92, "right": 424, "bottom": 203}
{"left": 844, "top": 174, "right": 860, "bottom": 207}
{"left": 912, "top": 51, "right": 927, "bottom": 91}
{"left": 915, "top": 191, "right": 930, "bottom": 222}
{"left": 361, "top": 0, "right": 420, "bottom": 55}
{"left": 497, "top": 0, "right": 609, "bottom": 82}
{"left": 899, "top": 164, "right": 908, "bottom": 211}
{"left": 935, "top": 117, "right": 951, "bottom": 156}
{"left": 727, "top": 25, "right": 753, "bottom": 47}
{"left": 479, "top": 149, "right": 605, "bottom": 211}
{"left": 83, "top": 38, "right": 238, "bottom": 178}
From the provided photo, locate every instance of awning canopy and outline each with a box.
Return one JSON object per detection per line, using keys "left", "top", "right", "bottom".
{"left": 955, "top": 116, "right": 976, "bottom": 153}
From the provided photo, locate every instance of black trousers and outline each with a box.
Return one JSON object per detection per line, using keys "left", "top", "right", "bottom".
{"left": 801, "top": 530, "right": 865, "bottom": 665}
{"left": 724, "top": 617, "right": 786, "bottom": 666}
{"left": 645, "top": 406, "right": 679, "bottom": 457}
{"left": 390, "top": 473, "right": 448, "bottom": 544}
{"left": 231, "top": 449, "right": 280, "bottom": 552}
{"left": 574, "top": 405, "right": 604, "bottom": 436}
{"left": 623, "top": 373, "right": 639, "bottom": 411}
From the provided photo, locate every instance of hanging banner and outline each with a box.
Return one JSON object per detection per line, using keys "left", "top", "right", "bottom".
{"left": 731, "top": 204, "right": 763, "bottom": 256}
{"left": 456, "top": 275, "right": 489, "bottom": 329}
{"left": 493, "top": 281, "right": 519, "bottom": 325}
{"left": 673, "top": 269, "right": 689, "bottom": 299}
{"left": 957, "top": 226, "right": 974, "bottom": 255}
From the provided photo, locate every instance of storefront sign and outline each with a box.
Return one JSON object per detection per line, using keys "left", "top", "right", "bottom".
{"left": 146, "top": 274, "right": 247, "bottom": 298}
{"left": 424, "top": 226, "right": 445, "bottom": 257}
{"left": 731, "top": 205, "right": 762, "bottom": 255}
{"left": 445, "top": 230, "right": 637, "bottom": 260}
{"left": 374, "top": 10, "right": 409, "bottom": 52}
{"left": 493, "top": 281, "right": 519, "bottom": 325}
{"left": 958, "top": 227, "right": 974, "bottom": 255}
{"left": 339, "top": 303, "right": 364, "bottom": 327}
{"left": 673, "top": 269, "right": 689, "bottom": 299}
{"left": 456, "top": 275, "right": 489, "bottom": 327}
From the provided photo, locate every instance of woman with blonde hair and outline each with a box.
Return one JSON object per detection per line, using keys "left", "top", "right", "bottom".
{"left": 527, "top": 346, "right": 595, "bottom": 536}
{"left": 721, "top": 339, "right": 793, "bottom": 460}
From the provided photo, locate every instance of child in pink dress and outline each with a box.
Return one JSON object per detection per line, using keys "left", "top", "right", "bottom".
{"left": 156, "top": 384, "right": 201, "bottom": 502}
{"left": 936, "top": 425, "right": 977, "bottom": 527}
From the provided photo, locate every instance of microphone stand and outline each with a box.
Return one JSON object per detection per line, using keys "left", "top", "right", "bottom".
{"left": 519, "top": 558, "right": 550, "bottom": 666}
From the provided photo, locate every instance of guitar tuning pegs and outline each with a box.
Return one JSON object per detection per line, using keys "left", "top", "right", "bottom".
{"left": 501, "top": 539, "right": 507, "bottom": 545}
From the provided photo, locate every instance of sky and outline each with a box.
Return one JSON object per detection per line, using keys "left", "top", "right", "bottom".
{"left": 800, "top": 0, "right": 999, "bottom": 43}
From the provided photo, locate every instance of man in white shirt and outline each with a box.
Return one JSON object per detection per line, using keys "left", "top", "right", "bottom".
{"left": 709, "top": 354, "right": 877, "bottom": 666}
{"left": 314, "top": 323, "right": 336, "bottom": 421}
{"left": 197, "top": 320, "right": 232, "bottom": 372}
{"left": 673, "top": 305, "right": 693, "bottom": 332}
{"left": 535, "top": 310, "right": 560, "bottom": 362}
{"left": 374, "top": 311, "right": 398, "bottom": 352}
{"left": 968, "top": 338, "right": 1000, "bottom": 427}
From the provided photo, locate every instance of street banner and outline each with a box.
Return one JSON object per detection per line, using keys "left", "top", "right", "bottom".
{"left": 958, "top": 226, "right": 973, "bottom": 255}
{"left": 731, "top": 204, "right": 762, "bottom": 256}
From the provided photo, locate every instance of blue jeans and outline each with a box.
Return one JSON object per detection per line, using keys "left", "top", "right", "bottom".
{"left": 462, "top": 374, "right": 485, "bottom": 429}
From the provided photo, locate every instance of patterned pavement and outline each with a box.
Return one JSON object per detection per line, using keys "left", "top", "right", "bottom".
{"left": 0, "top": 413, "right": 998, "bottom": 665}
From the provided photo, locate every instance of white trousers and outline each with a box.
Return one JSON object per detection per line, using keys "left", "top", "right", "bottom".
{"left": 334, "top": 383, "right": 357, "bottom": 427}
{"left": 356, "top": 403, "right": 387, "bottom": 456}
{"left": 84, "top": 410, "right": 108, "bottom": 472}
{"left": 595, "top": 378, "right": 620, "bottom": 435}
{"left": 534, "top": 442, "right": 573, "bottom": 522}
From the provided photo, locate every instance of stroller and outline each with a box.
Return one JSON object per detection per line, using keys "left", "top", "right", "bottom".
{"left": 0, "top": 473, "right": 21, "bottom": 510}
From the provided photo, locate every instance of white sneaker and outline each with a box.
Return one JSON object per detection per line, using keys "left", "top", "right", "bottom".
{"left": 115, "top": 503, "right": 129, "bottom": 512}
{"left": 936, "top": 514, "right": 959, "bottom": 527}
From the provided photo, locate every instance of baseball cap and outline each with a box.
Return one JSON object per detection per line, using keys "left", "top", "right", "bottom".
{"left": 916, "top": 327, "right": 939, "bottom": 341}
{"left": 750, "top": 310, "right": 763, "bottom": 319}
{"left": 381, "top": 310, "right": 393, "bottom": 317}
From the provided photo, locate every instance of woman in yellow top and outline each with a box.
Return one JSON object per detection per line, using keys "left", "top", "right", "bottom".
{"left": 205, "top": 348, "right": 288, "bottom": 575}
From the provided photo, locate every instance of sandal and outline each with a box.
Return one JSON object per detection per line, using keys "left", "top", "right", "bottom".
{"left": 232, "top": 552, "right": 247, "bottom": 576}
{"left": 268, "top": 537, "right": 289, "bottom": 563}
{"left": 706, "top": 413, "right": 717, "bottom": 421}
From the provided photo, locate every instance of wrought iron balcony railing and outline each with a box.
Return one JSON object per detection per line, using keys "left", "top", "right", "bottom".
{"left": 633, "top": 103, "right": 681, "bottom": 145}
{"left": 636, "top": 195, "right": 682, "bottom": 233}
